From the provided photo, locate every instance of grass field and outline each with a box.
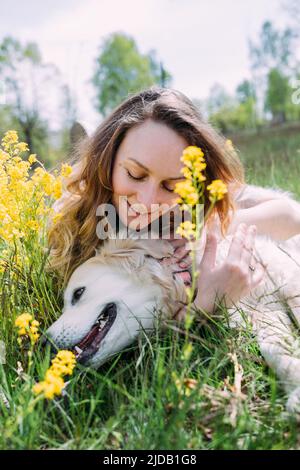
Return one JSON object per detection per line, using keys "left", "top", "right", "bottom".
{"left": 0, "top": 125, "right": 300, "bottom": 450}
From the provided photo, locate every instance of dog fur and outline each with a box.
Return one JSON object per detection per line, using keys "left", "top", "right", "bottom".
{"left": 46, "top": 184, "right": 300, "bottom": 411}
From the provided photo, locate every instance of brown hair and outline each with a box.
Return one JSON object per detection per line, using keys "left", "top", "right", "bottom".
{"left": 47, "top": 86, "right": 244, "bottom": 284}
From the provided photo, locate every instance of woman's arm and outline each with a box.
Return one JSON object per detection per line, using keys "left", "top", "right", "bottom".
{"left": 227, "top": 198, "right": 300, "bottom": 241}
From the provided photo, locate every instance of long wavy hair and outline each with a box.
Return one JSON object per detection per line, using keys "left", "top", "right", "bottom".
{"left": 47, "top": 87, "right": 245, "bottom": 284}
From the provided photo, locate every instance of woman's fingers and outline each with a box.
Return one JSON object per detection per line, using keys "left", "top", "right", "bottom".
{"left": 168, "top": 237, "right": 187, "bottom": 250}
{"left": 173, "top": 245, "right": 190, "bottom": 261}
{"left": 227, "top": 223, "right": 247, "bottom": 263}
{"left": 199, "top": 232, "right": 217, "bottom": 270}
{"left": 250, "top": 261, "right": 265, "bottom": 288}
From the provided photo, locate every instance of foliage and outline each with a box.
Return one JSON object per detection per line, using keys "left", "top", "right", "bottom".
{"left": 264, "top": 68, "right": 290, "bottom": 122}
{"left": 0, "top": 36, "right": 67, "bottom": 167}
{"left": 92, "top": 32, "right": 172, "bottom": 116}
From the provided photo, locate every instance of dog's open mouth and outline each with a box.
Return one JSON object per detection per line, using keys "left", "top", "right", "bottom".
{"left": 73, "top": 302, "right": 117, "bottom": 364}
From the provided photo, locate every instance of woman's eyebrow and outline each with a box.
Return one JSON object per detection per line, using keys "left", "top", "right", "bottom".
{"left": 126, "top": 157, "right": 185, "bottom": 180}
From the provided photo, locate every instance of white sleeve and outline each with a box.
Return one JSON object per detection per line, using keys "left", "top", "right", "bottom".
{"left": 234, "top": 184, "right": 295, "bottom": 209}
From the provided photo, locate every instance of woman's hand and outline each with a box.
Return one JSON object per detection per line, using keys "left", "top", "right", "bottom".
{"left": 159, "top": 235, "right": 193, "bottom": 286}
{"left": 193, "top": 223, "right": 265, "bottom": 315}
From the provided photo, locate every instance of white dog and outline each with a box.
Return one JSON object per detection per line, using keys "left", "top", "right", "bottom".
{"left": 46, "top": 185, "right": 300, "bottom": 411}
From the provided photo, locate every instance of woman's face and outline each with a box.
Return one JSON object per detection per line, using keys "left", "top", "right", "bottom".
{"left": 112, "top": 119, "right": 188, "bottom": 231}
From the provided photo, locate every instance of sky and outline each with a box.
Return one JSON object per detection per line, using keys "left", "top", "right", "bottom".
{"left": 0, "top": 0, "right": 294, "bottom": 132}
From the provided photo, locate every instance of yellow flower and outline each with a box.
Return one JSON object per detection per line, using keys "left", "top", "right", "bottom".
{"left": 174, "top": 180, "right": 199, "bottom": 206}
{"left": 2, "top": 130, "right": 18, "bottom": 148}
{"left": 180, "top": 166, "right": 193, "bottom": 180}
{"left": 32, "top": 350, "right": 76, "bottom": 400}
{"left": 51, "top": 179, "right": 63, "bottom": 200}
{"left": 14, "top": 313, "right": 40, "bottom": 344}
{"left": 206, "top": 179, "right": 228, "bottom": 202}
{"left": 0, "top": 130, "right": 65, "bottom": 247}
{"left": 33, "top": 372, "right": 65, "bottom": 400}
{"left": 50, "top": 350, "right": 76, "bottom": 377}
{"left": 181, "top": 146, "right": 205, "bottom": 167}
{"left": 15, "top": 313, "right": 33, "bottom": 330}
{"left": 15, "top": 142, "right": 29, "bottom": 153}
{"left": 61, "top": 164, "right": 73, "bottom": 178}
{"left": 28, "top": 154, "right": 37, "bottom": 165}
{"left": 26, "top": 220, "right": 39, "bottom": 232}
{"left": 176, "top": 221, "right": 196, "bottom": 240}
{"left": 0, "top": 150, "right": 9, "bottom": 162}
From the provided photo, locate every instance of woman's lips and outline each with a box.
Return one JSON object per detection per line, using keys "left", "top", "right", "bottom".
{"left": 126, "top": 201, "right": 161, "bottom": 223}
{"left": 127, "top": 201, "right": 140, "bottom": 217}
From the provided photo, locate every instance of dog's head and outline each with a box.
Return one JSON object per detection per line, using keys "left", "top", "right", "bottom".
{"left": 45, "top": 232, "right": 190, "bottom": 368}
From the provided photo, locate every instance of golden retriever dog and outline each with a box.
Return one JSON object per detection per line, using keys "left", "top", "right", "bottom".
{"left": 46, "top": 185, "right": 300, "bottom": 412}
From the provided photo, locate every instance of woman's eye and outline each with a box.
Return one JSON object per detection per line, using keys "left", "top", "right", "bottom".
{"left": 163, "top": 186, "right": 174, "bottom": 193}
{"left": 126, "top": 169, "right": 145, "bottom": 181}
{"left": 126, "top": 169, "right": 174, "bottom": 193}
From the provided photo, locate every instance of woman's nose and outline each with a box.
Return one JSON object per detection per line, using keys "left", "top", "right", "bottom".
{"left": 136, "top": 186, "right": 161, "bottom": 213}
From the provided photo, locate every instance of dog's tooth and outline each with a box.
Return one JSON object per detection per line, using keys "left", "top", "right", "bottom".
{"left": 74, "top": 346, "right": 83, "bottom": 354}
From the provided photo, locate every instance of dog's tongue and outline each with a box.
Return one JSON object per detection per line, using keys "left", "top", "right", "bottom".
{"left": 77, "top": 324, "right": 99, "bottom": 350}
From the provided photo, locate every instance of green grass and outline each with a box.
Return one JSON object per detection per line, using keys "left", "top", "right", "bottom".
{"left": 1, "top": 124, "right": 300, "bottom": 450}
{"left": 231, "top": 123, "right": 300, "bottom": 198}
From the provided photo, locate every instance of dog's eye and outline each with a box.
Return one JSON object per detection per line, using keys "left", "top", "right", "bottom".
{"left": 72, "top": 287, "right": 86, "bottom": 305}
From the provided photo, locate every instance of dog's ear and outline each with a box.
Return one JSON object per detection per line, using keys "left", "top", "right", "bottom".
{"left": 70, "top": 121, "right": 88, "bottom": 148}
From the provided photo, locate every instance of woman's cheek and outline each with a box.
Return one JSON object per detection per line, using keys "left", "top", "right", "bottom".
{"left": 112, "top": 171, "right": 135, "bottom": 197}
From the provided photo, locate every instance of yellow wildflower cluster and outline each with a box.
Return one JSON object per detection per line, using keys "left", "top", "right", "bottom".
{"left": 0, "top": 130, "right": 72, "bottom": 245}
{"left": 50, "top": 350, "right": 77, "bottom": 376}
{"left": 206, "top": 179, "right": 228, "bottom": 202}
{"left": 174, "top": 145, "right": 227, "bottom": 243}
{"left": 174, "top": 146, "right": 207, "bottom": 206}
{"left": 15, "top": 313, "right": 40, "bottom": 345}
{"left": 32, "top": 369, "right": 65, "bottom": 400}
{"left": 176, "top": 221, "right": 196, "bottom": 240}
{"left": 33, "top": 350, "right": 76, "bottom": 400}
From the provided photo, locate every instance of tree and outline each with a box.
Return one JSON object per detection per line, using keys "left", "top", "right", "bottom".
{"left": 236, "top": 79, "right": 256, "bottom": 104}
{"left": 0, "top": 36, "right": 65, "bottom": 165}
{"left": 249, "top": 21, "right": 296, "bottom": 74}
{"left": 92, "top": 33, "right": 172, "bottom": 116}
{"left": 205, "top": 83, "right": 232, "bottom": 116}
{"left": 264, "top": 68, "right": 290, "bottom": 123}
{"left": 235, "top": 79, "right": 258, "bottom": 129}
{"left": 248, "top": 21, "right": 297, "bottom": 124}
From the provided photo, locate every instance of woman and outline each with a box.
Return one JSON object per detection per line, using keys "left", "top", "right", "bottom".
{"left": 48, "top": 87, "right": 300, "bottom": 317}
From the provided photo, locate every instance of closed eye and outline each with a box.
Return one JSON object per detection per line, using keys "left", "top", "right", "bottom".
{"left": 126, "top": 169, "right": 145, "bottom": 181}
{"left": 126, "top": 169, "right": 174, "bottom": 193}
